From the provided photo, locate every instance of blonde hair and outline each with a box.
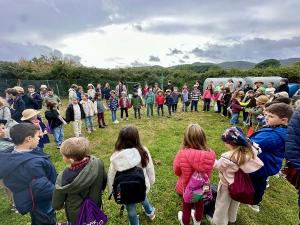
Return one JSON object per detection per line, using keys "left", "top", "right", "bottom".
{"left": 230, "top": 145, "right": 254, "bottom": 166}
{"left": 60, "top": 137, "right": 90, "bottom": 161}
{"left": 0, "top": 97, "right": 8, "bottom": 107}
{"left": 183, "top": 124, "right": 209, "bottom": 150}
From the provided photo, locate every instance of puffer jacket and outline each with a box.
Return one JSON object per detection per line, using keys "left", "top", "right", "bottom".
{"left": 80, "top": 99, "right": 95, "bottom": 117}
{"left": 285, "top": 110, "right": 300, "bottom": 174}
{"left": 107, "top": 147, "right": 155, "bottom": 194}
{"left": 173, "top": 148, "right": 216, "bottom": 195}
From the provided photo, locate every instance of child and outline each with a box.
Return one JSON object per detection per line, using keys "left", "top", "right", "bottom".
{"left": 230, "top": 91, "right": 243, "bottom": 125}
{"left": 249, "top": 95, "right": 269, "bottom": 126}
{"left": 81, "top": 94, "right": 96, "bottom": 133}
{"left": 131, "top": 91, "right": 144, "bottom": 119}
{"left": 65, "top": 97, "right": 85, "bottom": 137}
{"left": 52, "top": 137, "right": 107, "bottom": 225}
{"left": 21, "top": 109, "right": 50, "bottom": 150}
{"left": 156, "top": 90, "right": 165, "bottom": 116}
{"left": 181, "top": 86, "right": 190, "bottom": 112}
{"left": 45, "top": 101, "right": 66, "bottom": 149}
{"left": 221, "top": 88, "right": 232, "bottom": 117}
{"left": 171, "top": 87, "right": 180, "bottom": 113}
{"left": 108, "top": 90, "right": 119, "bottom": 124}
{"left": 212, "top": 127, "right": 263, "bottom": 225}
{"left": 119, "top": 91, "right": 130, "bottom": 120}
{"left": 0, "top": 123, "right": 57, "bottom": 225}
{"left": 191, "top": 85, "right": 201, "bottom": 112}
{"left": 265, "top": 82, "right": 276, "bottom": 98}
{"left": 249, "top": 103, "right": 293, "bottom": 212}
{"left": 93, "top": 93, "right": 108, "bottom": 128}
{"left": 87, "top": 84, "right": 96, "bottom": 100}
{"left": 239, "top": 90, "right": 256, "bottom": 124}
{"left": 43, "top": 88, "right": 61, "bottom": 107}
{"left": 173, "top": 124, "right": 216, "bottom": 225}
{"left": 0, "top": 123, "right": 14, "bottom": 151}
{"left": 165, "top": 89, "right": 174, "bottom": 117}
{"left": 108, "top": 125, "right": 156, "bottom": 225}
{"left": 145, "top": 87, "right": 155, "bottom": 117}
{"left": 202, "top": 84, "right": 213, "bottom": 112}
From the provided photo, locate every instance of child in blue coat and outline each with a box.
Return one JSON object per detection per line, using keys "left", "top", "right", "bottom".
{"left": 249, "top": 103, "right": 293, "bottom": 212}
{"left": 108, "top": 90, "right": 119, "bottom": 124}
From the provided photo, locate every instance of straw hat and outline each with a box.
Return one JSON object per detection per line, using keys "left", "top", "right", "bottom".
{"left": 21, "top": 109, "right": 40, "bottom": 121}
{"left": 40, "top": 84, "right": 47, "bottom": 89}
{"left": 254, "top": 80, "right": 264, "bottom": 85}
{"left": 255, "top": 95, "right": 269, "bottom": 104}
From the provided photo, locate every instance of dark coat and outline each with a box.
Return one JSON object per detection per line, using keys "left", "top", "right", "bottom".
{"left": 0, "top": 149, "right": 57, "bottom": 214}
{"left": 230, "top": 98, "right": 242, "bottom": 113}
{"left": 22, "top": 93, "right": 43, "bottom": 110}
{"left": 10, "top": 96, "right": 25, "bottom": 122}
{"left": 285, "top": 110, "right": 300, "bottom": 174}
{"left": 65, "top": 103, "right": 85, "bottom": 123}
{"left": 52, "top": 156, "right": 107, "bottom": 225}
{"left": 45, "top": 110, "right": 63, "bottom": 129}
{"left": 102, "top": 88, "right": 111, "bottom": 100}
{"left": 275, "top": 84, "right": 289, "bottom": 94}
{"left": 165, "top": 95, "right": 175, "bottom": 106}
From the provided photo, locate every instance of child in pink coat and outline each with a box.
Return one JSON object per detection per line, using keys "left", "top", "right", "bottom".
{"left": 212, "top": 127, "right": 263, "bottom": 225}
{"left": 202, "top": 84, "right": 213, "bottom": 112}
{"left": 173, "top": 124, "right": 216, "bottom": 225}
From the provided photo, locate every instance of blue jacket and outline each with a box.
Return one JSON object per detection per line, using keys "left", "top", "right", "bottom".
{"left": 10, "top": 96, "right": 25, "bottom": 122}
{"left": 285, "top": 110, "right": 300, "bottom": 174}
{"left": 165, "top": 95, "right": 175, "bottom": 106}
{"left": 0, "top": 149, "right": 57, "bottom": 214}
{"left": 22, "top": 93, "right": 43, "bottom": 110}
{"left": 250, "top": 127, "right": 287, "bottom": 178}
{"left": 108, "top": 97, "right": 119, "bottom": 111}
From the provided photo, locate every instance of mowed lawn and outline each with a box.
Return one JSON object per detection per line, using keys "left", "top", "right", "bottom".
{"left": 0, "top": 101, "right": 298, "bottom": 225}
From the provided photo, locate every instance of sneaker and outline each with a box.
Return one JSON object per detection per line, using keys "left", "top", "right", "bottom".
{"left": 115, "top": 120, "right": 119, "bottom": 124}
{"left": 126, "top": 118, "right": 129, "bottom": 121}
{"left": 177, "top": 211, "right": 184, "bottom": 225}
{"left": 91, "top": 127, "right": 96, "bottom": 131}
{"left": 145, "top": 208, "right": 156, "bottom": 221}
{"left": 248, "top": 204, "right": 260, "bottom": 212}
{"left": 206, "top": 214, "right": 213, "bottom": 223}
{"left": 191, "top": 209, "right": 201, "bottom": 225}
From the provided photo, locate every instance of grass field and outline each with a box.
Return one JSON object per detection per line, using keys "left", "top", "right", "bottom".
{"left": 0, "top": 101, "right": 298, "bottom": 225}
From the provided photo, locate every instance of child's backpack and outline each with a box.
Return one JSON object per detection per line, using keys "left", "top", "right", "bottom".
{"left": 229, "top": 169, "right": 255, "bottom": 204}
{"left": 76, "top": 198, "right": 108, "bottom": 225}
{"left": 183, "top": 171, "right": 212, "bottom": 203}
{"left": 111, "top": 166, "right": 146, "bottom": 204}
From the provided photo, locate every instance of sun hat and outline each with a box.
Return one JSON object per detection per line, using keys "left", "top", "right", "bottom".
{"left": 87, "top": 83, "right": 94, "bottom": 88}
{"left": 255, "top": 95, "right": 269, "bottom": 104}
{"left": 254, "top": 80, "right": 264, "bottom": 85}
{"left": 21, "top": 109, "right": 40, "bottom": 121}
{"left": 221, "top": 127, "right": 251, "bottom": 147}
{"left": 40, "top": 84, "right": 47, "bottom": 89}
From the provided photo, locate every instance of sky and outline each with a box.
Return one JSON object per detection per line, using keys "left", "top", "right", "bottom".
{"left": 1, "top": 0, "right": 300, "bottom": 68}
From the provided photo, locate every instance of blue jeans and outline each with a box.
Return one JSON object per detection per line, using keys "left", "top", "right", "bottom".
{"left": 191, "top": 100, "right": 198, "bottom": 111}
{"left": 52, "top": 126, "right": 64, "bottom": 146}
{"left": 126, "top": 197, "right": 155, "bottom": 225}
{"left": 111, "top": 110, "right": 117, "bottom": 122}
{"left": 84, "top": 116, "right": 94, "bottom": 129}
{"left": 230, "top": 112, "right": 240, "bottom": 125}
{"left": 203, "top": 99, "right": 211, "bottom": 111}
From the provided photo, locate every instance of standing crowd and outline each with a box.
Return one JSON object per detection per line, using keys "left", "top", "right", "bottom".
{"left": 0, "top": 78, "right": 299, "bottom": 225}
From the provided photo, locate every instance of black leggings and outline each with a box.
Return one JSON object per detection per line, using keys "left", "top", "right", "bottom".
{"left": 120, "top": 108, "right": 128, "bottom": 118}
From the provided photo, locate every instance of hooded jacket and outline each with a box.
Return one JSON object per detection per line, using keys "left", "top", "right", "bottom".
{"left": 107, "top": 147, "right": 155, "bottom": 194}
{"left": 0, "top": 149, "right": 57, "bottom": 214}
{"left": 52, "top": 156, "right": 107, "bottom": 225}
{"left": 173, "top": 148, "right": 216, "bottom": 195}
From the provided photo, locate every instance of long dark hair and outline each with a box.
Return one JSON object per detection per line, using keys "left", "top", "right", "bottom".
{"left": 115, "top": 125, "right": 149, "bottom": 168}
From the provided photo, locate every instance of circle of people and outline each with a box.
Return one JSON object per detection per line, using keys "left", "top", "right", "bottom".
{"left": 0, "top": 77, "right": 299, "bottom": 225}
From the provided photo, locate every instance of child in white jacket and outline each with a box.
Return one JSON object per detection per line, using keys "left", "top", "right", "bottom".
{"left": 81, "top": 93, "right": 95, "bottom": 133}
{"left": 212, "top": 127, "right": 263, "bottom": 225}
{"left": 108, "top": 125, "right": 155, "bottom": 225}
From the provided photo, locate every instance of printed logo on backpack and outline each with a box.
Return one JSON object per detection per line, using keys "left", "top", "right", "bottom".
{"left": 183, "top": 171, "right": 212, "bottom": 203}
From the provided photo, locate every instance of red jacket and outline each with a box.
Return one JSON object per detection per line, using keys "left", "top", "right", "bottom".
{"left": 156, "top": 95, "right": 165, "bottom": 105}
{"left": 230, "top": 98, "right": 243, "bottom": 113}
{"left": 173, "top": 148, "right": 216, "bottom": 195}
{"left": 119, "top": 97, "right": 130, "bottom": 108}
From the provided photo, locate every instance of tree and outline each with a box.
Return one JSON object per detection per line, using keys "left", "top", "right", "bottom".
{"left": 255, "top": 59, "right": 281, "bottom": 69}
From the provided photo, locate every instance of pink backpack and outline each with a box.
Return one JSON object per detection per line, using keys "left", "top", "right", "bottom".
{"left": 183, "top": 171, "right": 212, "bottom": 203}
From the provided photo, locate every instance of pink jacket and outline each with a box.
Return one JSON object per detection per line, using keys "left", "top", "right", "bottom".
{"left": 202, "top": 89, "right": 213, "bottom": 100}
{"left": 214, "top": 146, "right": 263, "bottom": 186}
{"left": 173, "top": 148, "right": 216, "bottom": 195}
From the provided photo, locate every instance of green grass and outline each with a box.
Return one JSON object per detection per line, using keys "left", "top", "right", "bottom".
{"left": 0, "top": 101, "right": 298, "bottom": 225}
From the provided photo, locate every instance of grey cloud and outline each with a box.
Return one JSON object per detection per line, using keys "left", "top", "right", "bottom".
{"left": 166, "top": 48, "right": 183, "bottom": 56}
{"left": 0, "top": 39, "right": 81, "bottom": 62}
{"left": 132, "top": 24, "right": 143, "bottom": 32}
{"left": 179, "top": 59, "right": 185, "bottom": 63}
{"left": 130, "top": 60, "right": 150, "bottom": 67}
{"left": 149, "top": 55, "right": 160, "bottom": 62}
{"left": 183, "top": 55, "right": 189, "bottom": 59}
{"left": 190, "top": 36, "right": 300, "bottom": 62}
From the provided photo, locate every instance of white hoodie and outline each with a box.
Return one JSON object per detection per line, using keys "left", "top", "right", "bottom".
{"left": 107, "top": 147, "right": 155, "bottom": 193}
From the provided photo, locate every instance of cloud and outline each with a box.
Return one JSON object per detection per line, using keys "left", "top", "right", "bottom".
{"left": 0, "top": 39, "right": 81, "bottom": 62}
{"left": 190, "top": 36, "right": 300, "bottom": 62}
{"left": 130, "top": 60, "right": 150, "bottom": 67}
{"left": 149, "top": 55, "right": 160, "bottom": 62}
{"left": 179, "top": 59, "right": 185, "bottom": 63}
{"left": 183, "top": 55, "right": 189, "bottom": 59}
{"left": 166, "top": 48, "right": 183, "bottom": 56}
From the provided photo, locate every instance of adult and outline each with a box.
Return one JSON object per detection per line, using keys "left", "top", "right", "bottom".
{"left": 275, "top": 78, "right": 289, "bottom": 94}
{"left": 96, "top": 83, "right": 102, "bottom": 94}
{"left": 165, "top": 80, "right": 174, "bottom": 92}
{"left": 7, "top": 88, "right": 25, "bottom": 123}
{"left": 43, "top": 88, "right": 61, "bottom": 106}
{"left": 115, "top": 81, "right": 127, "bottom": 98}
{"left": 285, "top": 102, "right": 300, "bottom": 220}
{"left": 68, "top": 84, "right": 78, "bottom": 103}
{"left": 153, "top": 83, "right": 161, "bottom": 94}
{"left": 102, "top": 83, "right": 111, "bottom": 101}
{"left": 253, "top": 81, "right": 265, "bottom": 93}
{"left": 22, "top": 85, "right": 43, "bottom": 110}
{"left": 225, "top": 79, "right": 234, "bottom": 93}
{"left": 0, "top": 97, "right": 12, "bottom": 125}
{"left": 39, "top": 84, "right": 48, "bottom": 99}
